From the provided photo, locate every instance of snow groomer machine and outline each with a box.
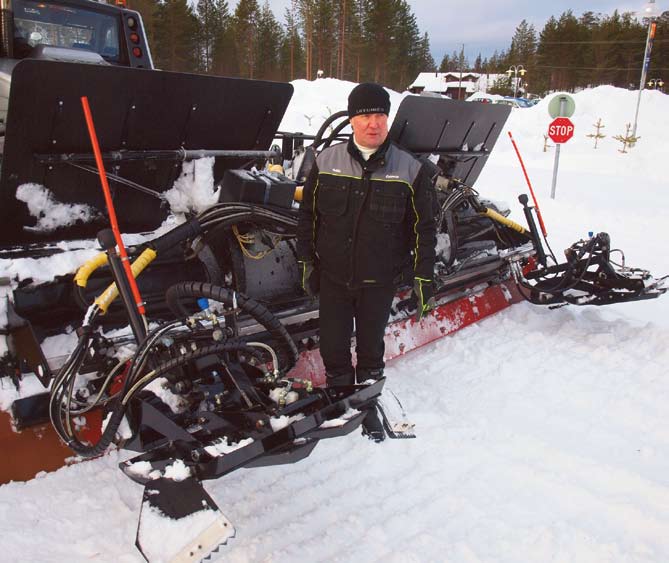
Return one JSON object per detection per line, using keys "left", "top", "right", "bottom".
{"left": 1, "top": 1, "right": 667, "bottom": 559}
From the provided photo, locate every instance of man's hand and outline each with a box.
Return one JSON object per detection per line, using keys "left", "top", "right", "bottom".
{"left": 299, "top": 260, "right": 318, "bottom": 296}
{"left": 413, "top": 277, "right": 436, "bottom": 321}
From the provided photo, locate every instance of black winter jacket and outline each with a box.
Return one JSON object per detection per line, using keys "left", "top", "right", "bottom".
{"left": 296, "top": 137, "right": 436, "bottom": 288}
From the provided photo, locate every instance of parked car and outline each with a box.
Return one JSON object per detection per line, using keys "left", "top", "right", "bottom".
{"left": 495, "top": 97, "right": 532, "bottom": 109}
{"left": 466, "top": 92, "right": 504, "bottom": 104}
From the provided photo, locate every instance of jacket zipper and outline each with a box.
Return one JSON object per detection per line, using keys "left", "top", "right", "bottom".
{"left": 348, "top": 166, "right": 371, "bottom": 288}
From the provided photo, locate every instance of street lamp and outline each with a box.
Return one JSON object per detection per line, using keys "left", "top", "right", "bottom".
{"left": 506, "top": 65, "right": 526, "bottom": 98}
{"left": 648, "top": 78, "right": 665, "bottom": 89}
{"left": 631, "top": 0, "right": 663, "bottom": 139}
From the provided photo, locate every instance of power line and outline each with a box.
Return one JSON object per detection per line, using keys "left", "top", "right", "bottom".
{"left": 536, "top": 65, "right": 669, "bottom": 71}
{"left": 542, "top": 39, "right": 669, "bottom": 45}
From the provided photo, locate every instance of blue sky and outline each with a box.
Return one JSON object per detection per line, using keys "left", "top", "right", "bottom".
{"left": 234, "top": 0, "right": 654, "bottom": 62}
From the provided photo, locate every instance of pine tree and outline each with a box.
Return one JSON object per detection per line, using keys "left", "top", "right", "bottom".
{"left": 474, "top": 53, "right": 483, "bottom": 73}
{"left": 456, "top": 45, "right": 468, "bottom": 72}
{"left": 388, "top": 0, "right": 421, "bottom": 90}
{"left": 577, "top": 11, "right": 598, "bottom": 87}
{"left": 298, "top": 0, "right": 316, "bottom": 79}
{"left": 347, "top": 0, "right": 365, "bottom": 82}
{"left": 536, "top": 11, "right": 589, "bottom": 92}
{"left": 196, "top": 0, "right": 228, "bottom": 73}
{"left": 487, "top": 49, "right": 508, "bottom": 73}
{"left": 314, "top": 0, "right": 337, "bottom": 77}
{"left": 417, "top": 33, "right": 436, "bottom": 73}
{"left": 280, "top": 3, "right": 304, "bottom": 81}
{"left": 506, "top": 20, "right": 536, "bottom": 93}
{"left": 255, "top": 1, "right": 283, "bottom": 80}
{"left": 152, "top": 0, "right": 199, "bottom": 72}
{"left": 233, "top": 0, "right": 260, "bottom": 78}
{"left": 211, "top": 9, "right": 237, "bottom": 77}
{"left": 362, "top": 0, "right": 403, "bottom": 83}
{"left": 508, "top": 20, "right": 537, "bottom": 66}
{"left": 439, "top": 53, "right": 450, "bottom": 73}
{"left": 335, "top": 0, "right": 346, "bottom": 78}
{"left": 535, "top": 15, "right": 560, "bottom": 92}
{"left": 652, "top": 12, "right": 669, "bottom": 85}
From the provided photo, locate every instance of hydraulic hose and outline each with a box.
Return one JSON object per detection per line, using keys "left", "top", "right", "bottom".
{"left": 312, "top": 110, "right": 349, "bottom": 149}
{"left": 74, "top": 252, "right": 108, "bottom": 288}
{"left": 165, "top": 282, "right": 299, "bottom": 371}
{"left": 121, "top": 342, "right": 267, "bottom": 404}
{"left": 94, "top": 247, "right": 157, "bottom": 314}
{"left": 482, "top": 207, "right": 528, "bottom": 235}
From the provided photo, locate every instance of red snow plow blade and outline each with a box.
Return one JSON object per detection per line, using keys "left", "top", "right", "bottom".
{"left": 291, "top": 280, "right": 523, "bottom": 386}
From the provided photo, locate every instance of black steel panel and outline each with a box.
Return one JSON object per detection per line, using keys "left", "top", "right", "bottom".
{"left": 1, "top": 60, "right": 293, "bottom": 243}
{"left": 389, "top": 96, "right": 511, "bottom": 186}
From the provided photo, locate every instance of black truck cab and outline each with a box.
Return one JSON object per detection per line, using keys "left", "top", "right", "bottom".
{"left": 0, "top": 0, "right": 152, "bottom": 144}
{"left": 2, "top": 0, "right": 152, "bottom": 67}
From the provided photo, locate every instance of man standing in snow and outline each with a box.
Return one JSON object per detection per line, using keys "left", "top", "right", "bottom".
{"left": 296, "top": 82, "right": 436, "bottom": 389}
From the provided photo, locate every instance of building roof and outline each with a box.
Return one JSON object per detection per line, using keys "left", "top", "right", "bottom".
{"left": 409, "top": 72, "right": 507, "bottom": 94}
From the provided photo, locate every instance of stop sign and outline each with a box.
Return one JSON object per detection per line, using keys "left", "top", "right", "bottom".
{"left": 548, "top": 117, "right": 575, "bottom": 143}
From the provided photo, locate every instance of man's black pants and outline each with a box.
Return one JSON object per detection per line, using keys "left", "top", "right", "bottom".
{"left": 319, "top": 274, "right": 396, "bottom": 383}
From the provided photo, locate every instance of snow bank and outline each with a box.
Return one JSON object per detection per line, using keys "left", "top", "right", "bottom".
{"left": 280, "top": 77, "right": 408, "bottom": 136}
{"left": 477, "top": 85, "right": 669, "bottom": 326}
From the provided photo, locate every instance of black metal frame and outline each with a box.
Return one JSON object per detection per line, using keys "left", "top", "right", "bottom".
{"left": 1, "top": 59, "right": 294, "bottom": 243}
{"left": 120, "top": 379, "right": 384, "bottom": 484}
{"left": 389, "top": 95, "right": 512, "bottom": 185}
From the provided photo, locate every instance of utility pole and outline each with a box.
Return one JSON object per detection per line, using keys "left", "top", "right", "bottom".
{"left": 631, "top": 0, "right": 661, "bottom": 139}
{"left": 339, "top": 0, "right": 346, "bottom": 79}
{"left": 458, "top": 43, "right": 464, "bottom": 100}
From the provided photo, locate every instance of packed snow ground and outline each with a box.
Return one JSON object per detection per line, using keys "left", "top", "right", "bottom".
{"left": 1, "top": 80, "right": 669, "bottom": 562}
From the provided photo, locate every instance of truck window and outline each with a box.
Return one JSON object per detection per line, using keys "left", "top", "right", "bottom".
{"left": 12, "top": 0, "right": 122, "bottom": 63}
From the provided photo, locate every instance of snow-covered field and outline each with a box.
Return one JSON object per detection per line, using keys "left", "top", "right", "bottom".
{"left": 1, "top": 80, "right": 669, "bottom": 562}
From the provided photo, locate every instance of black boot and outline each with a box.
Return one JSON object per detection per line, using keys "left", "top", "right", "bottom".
{"left": 325, "top": 370, "right": 355, "bottom": 387}
{"left": 356, "top": 367, "right": 384, "bottom": 384}
{"left": 361, "top": 405, "right": 386, "bottom": 442}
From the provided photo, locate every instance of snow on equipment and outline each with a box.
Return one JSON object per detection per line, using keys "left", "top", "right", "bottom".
{"left": 0, "top": 1, "right": 667, "bottom": 559}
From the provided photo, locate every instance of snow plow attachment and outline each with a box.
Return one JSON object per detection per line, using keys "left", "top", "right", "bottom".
{"left": 124, "top": 378, "right": 385, "bottom": 562}
{"left": 1, "top": 59, "right": 293, "bottom": 243}
{"left": 136, "top": 477, "right": 235, "bottom": 563}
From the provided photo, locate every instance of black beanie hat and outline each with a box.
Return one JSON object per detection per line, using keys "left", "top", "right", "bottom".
{"left": 347, "top": 82, "right": 390, "bottom": 117}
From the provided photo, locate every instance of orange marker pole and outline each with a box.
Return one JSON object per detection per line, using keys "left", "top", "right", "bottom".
{"left": 508, "top": 131, "right": 547, "bottom": 238}
{"left": 80, "top": 96, "right": 146, "bottom": 315}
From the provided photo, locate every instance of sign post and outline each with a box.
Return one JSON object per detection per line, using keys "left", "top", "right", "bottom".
{"left": 547, "top": 94, "right": 575, "bottom": 200}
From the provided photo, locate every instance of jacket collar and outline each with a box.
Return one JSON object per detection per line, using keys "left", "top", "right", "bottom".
{"left": 347, "top": 136, "right": 391, "bottom": 171}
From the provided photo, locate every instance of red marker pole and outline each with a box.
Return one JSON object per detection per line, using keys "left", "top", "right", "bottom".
{"left": 507, "top": 131, "right": 547, "bottom": 238}
{"left": 80, "top": 96, "right": 146, "bottom": 316}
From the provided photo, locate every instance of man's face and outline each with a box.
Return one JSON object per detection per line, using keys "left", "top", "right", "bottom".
{"left": 350, "top": 113, "right": 389, "bottom": 149}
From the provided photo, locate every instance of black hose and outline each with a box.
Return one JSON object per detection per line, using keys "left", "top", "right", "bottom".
{"left": 65, "top": 341, "right": 265, "bottom": 457}
{"left": 321, "top": 118, "right": 351, "bottom": 150}
{"left": 312, "top": 110, "right": 349, "bottom": 149}
{"left": 149, "top": 218, "right": 203, "bottom": 254}
{"left": 165, "top": 282, "right": 299, "bottom": 371}
{"left": 124, "top": 342, "right": 268, "bottom": 399}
